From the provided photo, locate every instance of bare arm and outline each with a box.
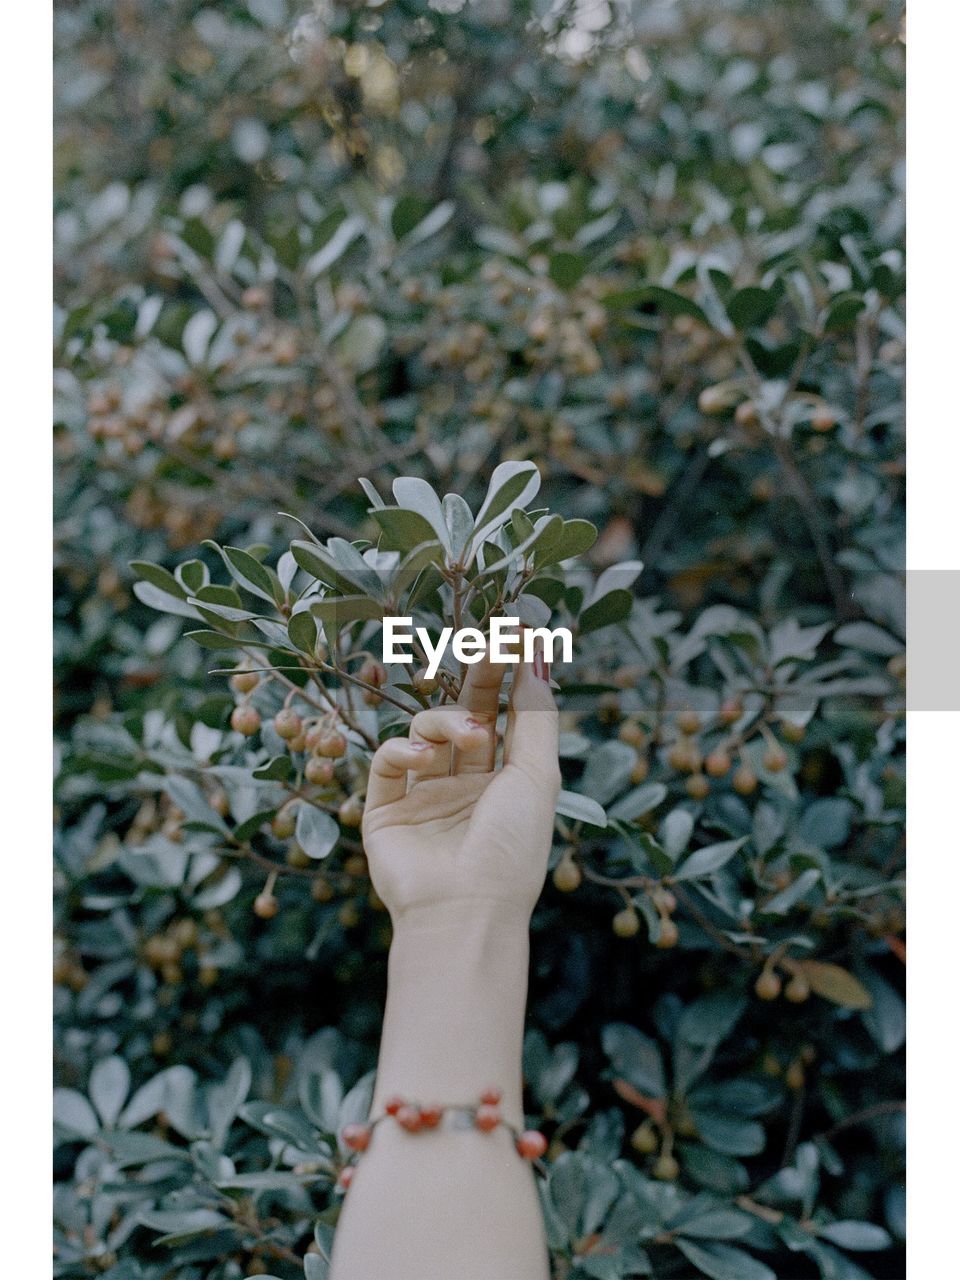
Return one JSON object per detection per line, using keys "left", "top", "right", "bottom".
{"left": 329, "top": 645, "right": 559, "bottom": 1280}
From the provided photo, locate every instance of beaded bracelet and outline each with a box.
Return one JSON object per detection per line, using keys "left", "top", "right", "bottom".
{"left": 336, "top": 1087, "right": 548, "bottom": 1191}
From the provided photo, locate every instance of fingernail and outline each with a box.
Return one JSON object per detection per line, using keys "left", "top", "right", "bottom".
{"left": 465, "top": 717, "right": 485, "bottom": 729}
{"left": 409, "top": 741, "right": 431, "bottom": 751}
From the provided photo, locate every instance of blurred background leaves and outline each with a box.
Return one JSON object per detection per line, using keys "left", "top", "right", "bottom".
{"left": 54, "top": 2, "right": 904, "bottom": 1278}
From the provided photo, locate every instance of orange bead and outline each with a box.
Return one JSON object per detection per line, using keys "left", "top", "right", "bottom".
{"left": 474, "top": 1104, "right": 501, "bottom": 1132}
{"left": 341, "top": 1123, "right": 371, "bottom": 1152}
{"left": 516, "top": 1130, "right": 548, "bottom": 1160}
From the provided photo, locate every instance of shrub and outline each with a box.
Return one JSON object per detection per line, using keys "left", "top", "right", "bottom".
{"left": 54, "top": 2, "right": 905, "bottom": 1278}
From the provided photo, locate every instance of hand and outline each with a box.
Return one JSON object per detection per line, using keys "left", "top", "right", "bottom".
{"left": 362, "top": 644, "right": 560, "bottom": 920}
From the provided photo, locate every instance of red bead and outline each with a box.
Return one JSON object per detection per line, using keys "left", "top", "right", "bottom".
{"left": 479, "top": 1086, "right": 503, "bottom": 1106}
{"left": 395, "top": 1104, "right": 423, "bottom": 1133}
{"left": 474, "top": 1104, "right": 501, "bottom": 1132}
{"left": 384, "top": 1096, "right": 404, "bottom": 1116}
{"left": 341, "top": 1123, "right": 372, "bottom": 1152}
{"left": 516, "top": 1130, "right": 548, "bottom": 1160}
{"left": 337, "top": 1165, "right": 355, "bottom": 1191}
{"left": 419, "top": 1104, "right": 444, "bottom": 1129}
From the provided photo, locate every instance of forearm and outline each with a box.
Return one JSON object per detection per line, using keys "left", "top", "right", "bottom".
{"left": 329, "top": 900, "right": 550, "bottom": 1280}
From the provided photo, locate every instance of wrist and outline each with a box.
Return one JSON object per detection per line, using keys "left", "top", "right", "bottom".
{"left": 372, "top": 899, "right": 532, "bottom": 1126}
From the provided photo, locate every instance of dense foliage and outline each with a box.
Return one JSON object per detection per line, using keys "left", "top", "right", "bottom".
{"left": 54, "top": 1, "right": 905, "bottom": 1278}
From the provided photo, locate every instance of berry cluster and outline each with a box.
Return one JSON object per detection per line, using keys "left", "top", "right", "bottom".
{"left": 336, "top": 1088, "right": 548, "bottom": 1190}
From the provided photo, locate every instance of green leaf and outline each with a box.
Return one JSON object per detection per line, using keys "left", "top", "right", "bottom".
{"left": 296, "top": 804, "right": 339, "bottom": 859}
{"left": 90, "top": 1056, "right": 130, "bottom": 1127}
{"left": 215, "top": 544, "right": 284, "bottom": 605}
{"left": 608, "top": 782, "right": 667, "bottom": 821}
{"left": 822, "top": 292, "right": 866, "bottom": 333}
{"left": 675, "top": 1209, "right": 752, "bottom": 1241}
{"left": 442, "top": 492, "right": 474, "bottom": 560}
{"left": 309, "top": 595, "right": 383, "bottom": 626}
{"left": 601, "top": 1024, "right": 665, "bottom": 1097}
{"left": 358, "top": 477, "right": 385, "bottom": 509}
{"left": 471, "top": 461, "right": 542, "bottom": 548}
{"left": 556, "top": 789, "right": 608, "bottom": 829}
{"left": 555, "top": 519, "right": 599, "bottom": 560}
{"left": 549, "top": 250, "right": 587, "bottom": 289}
{"left": 305, "top": 214, "right": 364, "bottom": 276}
{"left": 207, "top": 1058, "right": 252, "bottom": 1149}
{"left": 133, "top": 580, "right": 202, "bottom": 620}
{"left": 99, "top": 1130, "right": 191, "bottom": 1167}
{"left": 674, "top": 837, "right": 748, "bottom": 882}
{"left": 603, "top": 284, "right": 708, "bottom": 325}
{"left": 579, "top": 589, "right": 634, "bottom": 636}
{"left": 675, "top": 1239, "right": 776, "bottom": 1280}
{"left": 335, "top": 313, "right": 387, "bottom": 370}
{"left": 579, "top": 740, "right": 637, "bottom": 806}
{"left": 726, "top": 285, "right": 780, "bottom": 330}
{"left": 175, "top": 559, "right": 209, "bottom": 594}
{"left": 291, "top": 540, "right": 368, "bottom": 595}
{"left": 818, "top": 1221, "right": 892, "bottom": 1251}
{"left": 252, "top": 756, "right": 293, "bottom": 782}
{"left": 399, "top": 197, "right": 458, "bottom": 244}
{"left": 186, "top": 629, "right": 242, "bottom": 651}
{"left": 130, "top": 560, "right": 187, "bottom": 599}
{"left": 834, "top": 621, "right": 903, "bottom": 656}
{"left": 798, "top": 798, "right": 853, "bottom": 849}
{"left": 287, "top": 608, "right": 319, "bottom": 654}
{"left": 677, "top": 993, "right": 746, "bottom": 1049}
{"left": 691, "top": 1111, "right": 766, "bottom": 1156}
{"left": 659, "top": 808, "right": 695, "bottom": 858}
{"left": 371, "top": 506, "right": 440, "bottom": 554}
{"left": 760, "top": 867, "right": 820, "bottom": 914}
{"left": 53, "top": 1087, "right": 98, "bottom": 1138}
{"left": 392, "top": 477, "right": 451, "bottom": 549}
{"left": 859, "top": 967, "right": 905, "bottom": 1053}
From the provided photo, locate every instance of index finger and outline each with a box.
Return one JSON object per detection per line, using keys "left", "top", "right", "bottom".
{"left": 454, "top": 649, "right": 507, "bottom": 773}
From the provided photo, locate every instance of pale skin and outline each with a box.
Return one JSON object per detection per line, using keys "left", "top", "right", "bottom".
{"left": 329, "top": 641, "right": 560, "bottom": 1280}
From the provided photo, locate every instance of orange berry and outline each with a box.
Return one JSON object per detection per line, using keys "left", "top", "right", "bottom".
{"left": 630, "top": 755, "right": 650, "bottom": 784}
{"left": 705, "top": 748, "right": 731, "bottom": 777}
{"left": 732, "top": 765, "right": 758, "bottom": 795}
{"left": 686, "top": 773, "right": 710, "bottom": 800}
{"left": 271, "top": 805, "right": 298, "bottom": 839}
{"left": 785, "top": 974, "right": 810, "bottom": 1003}
{"left": 231, "top": 704, "right": 261, "bottom": 736}
{"left": 253, "top": 892, "right": 279, "bottom": 920}
{"left": 612, "top": 907, "right": 640, "bottom": 938}
{"left": 652, "top": 1154, "right": 679, "bottom": 1181}
{"left": 318, "top": 730, "right": 348, "bottom": 759}
{"left": 676, "top": 708, "right": 701, "bottom": 735}
{"left": 719, "top": 697, "right": 743, "bottom": 725}
{"left": 656, "top": 918, "right": 680, "bottom": 949}
{"left": 305, "top": 756, "right": 335, "bottom": 785}
{"left": 274, "top": 708, "right": 303, "bottom": 740}
{"left": 754, "top": 968, "right": 781, "bottom": 1000}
